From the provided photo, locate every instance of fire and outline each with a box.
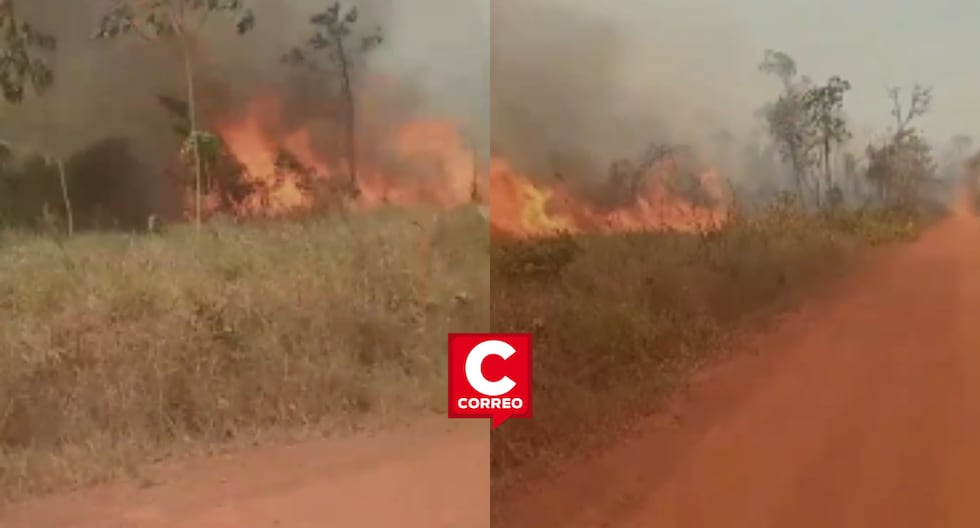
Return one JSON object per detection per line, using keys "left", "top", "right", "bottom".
{"left": 489, "top": 156, "right": 729, "bottom": 239}
{"left": 189, "top": 94, "right": 479, "bottom": 219}
{"left": 185, "top": 92, "right": 726, "bottom": 237}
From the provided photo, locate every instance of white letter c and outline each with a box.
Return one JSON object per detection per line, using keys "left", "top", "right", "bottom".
{"left": 464, "top": 340, "right": 517, "bottom": 397}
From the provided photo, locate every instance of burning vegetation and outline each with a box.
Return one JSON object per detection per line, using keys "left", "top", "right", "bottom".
{"left": 489, "top": 147, "right": 731, "bottom": 239}
{"left": 0, "top": 0, "right": 493, "bottom": 501}
{"left": 169, "top": 92, "right": 481, "bottom": 221}
{"left": 0, "top": 1, "right": 489, "bottom": 233}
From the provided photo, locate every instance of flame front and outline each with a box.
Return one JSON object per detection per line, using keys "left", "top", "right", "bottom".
{"left": 489, "top": 156, "right": 730, "bottom": 238}
{"left": 191, "top": 93, "right": 727, "bottom": 237}
{"left": 191, "top": 94, "right": 479, "bottom": 219}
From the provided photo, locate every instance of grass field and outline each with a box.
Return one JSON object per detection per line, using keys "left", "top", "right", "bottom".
{"left": 490, "top": 205, "right": 926, "bottom": 496}
{"left": 0, "top": 205, "right": 489, "bottom": 499}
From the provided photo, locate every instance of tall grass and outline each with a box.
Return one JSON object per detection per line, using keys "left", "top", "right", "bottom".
{"left": 0, "top": 205, "right": 489, "bottom": 499}
{"left": 490, "top": 206, "right": 925, "bottom": 501}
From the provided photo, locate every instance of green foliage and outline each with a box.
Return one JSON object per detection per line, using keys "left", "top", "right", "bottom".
{"left": 759, "top": 51, "right": 854, "bottom": 209}
{"left": 758, "top": 51, "right": 816, "bottom": 201}
{"left": 866, "top": 128, "right": 938, "bottom": 208}
{"left": 283, "top": 2, "right": 384, "bottom": 195}
{"left": 804, "top": 76, "right": 852, "bottom": 206}
{"left": 804, "top": 76, "right": 851, "bottom": 148}
{"left": 283, "top": 2, "right": 383, "bottom": 72}
{"left": 0, "top": 1, "right": 55, "bottom": 103}
{"left": 853, "top": 85, "right": 937, "bottom": 210}
{"left": 95, "top": 0, "right": 256, "bottom": 227}
{"left": 180, "top": 130, "right": 224, "bottom": 167}
{"left": 95, "top": 0, "right": 255, "bottom": 40}
{"left": 758, "top": 49, "right": 797, "bottom": 88}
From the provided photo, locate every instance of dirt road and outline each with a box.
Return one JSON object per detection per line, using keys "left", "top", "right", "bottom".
{"left": 0, "top": 419, "right": 489, "bottom": 528}
{"left": 499, "top": 211, "right": 980, "bottom": 527}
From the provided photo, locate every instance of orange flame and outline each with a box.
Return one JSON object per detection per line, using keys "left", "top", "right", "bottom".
{"left": 489, "top": 156, "right": 729, "bottom": 239}
{"left": 186, "top": 93, "right": 725, "bottom": 236}
{"left": 187, "top": 94, "right": 480, "bottom": 219}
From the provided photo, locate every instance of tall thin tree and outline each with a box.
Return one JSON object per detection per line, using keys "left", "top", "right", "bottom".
{"left": 285, "top": 2, "right": 383, "bottom": 198}
{"left": 95, "top": 0, "right": 255, "bottom": 230}
{"left": 803, "top": 76, "right": 851, "bottom": 207}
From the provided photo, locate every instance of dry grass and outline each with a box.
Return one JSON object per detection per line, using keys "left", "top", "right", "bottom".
{"left": 490, "top": 205, "right": 925, "bottom": 499}
{"left": 0, "top": 205, "right": 489, "bottom": 500}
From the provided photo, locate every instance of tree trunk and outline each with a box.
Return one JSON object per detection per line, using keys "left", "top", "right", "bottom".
{"left": 336, "top": 37, "right": 358, "bottom": 197}
{"left": 791, "top": 155, "right": 805, "bottom": 208}
{"left": 823, "top": 138, "right": 832, "bottom": 208}
{"left": 815, "top": 176, "right": 822, "bottom": 209}
{"left": 182, "top": 41, "right": 203, "bottom": 230}
{"left": 55, "top": 157, "right": 72, "bottom": 237}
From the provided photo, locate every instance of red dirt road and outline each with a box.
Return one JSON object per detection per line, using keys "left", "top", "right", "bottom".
{"left": 0, "top": 420, "right": 489, "bottom": 528}
{"left": 499, "top": 211, "right": 980, "bottom": 527}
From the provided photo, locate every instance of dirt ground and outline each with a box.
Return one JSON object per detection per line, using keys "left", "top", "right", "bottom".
{"left": 0, "top": 419, "right": 489, "bottom": 528}
{"left": 497, "top": 208, "right": 980, "bottom": 527}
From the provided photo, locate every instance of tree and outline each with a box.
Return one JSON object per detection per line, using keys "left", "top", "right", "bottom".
{"left": 0, "top": 2, "right": 73, "bottom": 235}
{"left": 285, "top": 2, "right": 383, "bottom": 198}
{"left": 758, "top": 49, "right": 797, "bottom": 90}
{"left": 889, "top": 84, "right": 932, "bottom": 134}
{"left": 866, "top": 84, "right": 936, "bottom": 207}
{"left": 758, "top": 50, "right": 817, "bottom": 206}
{"left": 803, "top": 76, "right": 851, "bottom": 207}
{"left": 0, "top": 1, "right": 54, "bottom": 102}
{"left": 866, "top": 129, "right": 936, "bottom": 208}
{"left": 95, "top": 0, "right": 255, "bottom": 230}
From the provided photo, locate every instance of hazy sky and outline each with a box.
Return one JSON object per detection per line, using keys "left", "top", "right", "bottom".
{"left": 6, "top": 0, "right": 970, "bottom": 161}
{"left": 509, "top": 0, "right": 979, "bottom": 153}
{"left": 370, "top": 0, "right": 490, "bottom": 146}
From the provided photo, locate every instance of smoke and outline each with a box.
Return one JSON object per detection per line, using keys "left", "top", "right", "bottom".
{"left": 490, "top": 0, "right": 821, "bottom": 203}
{"left": 491, "top": 0, "right": 638, "bottom": 183}
{"left": 491, "top": 0, "right": 767, "bottom": 192}
{"left": 0, "top": 0, "right": 489, "bottom": 219}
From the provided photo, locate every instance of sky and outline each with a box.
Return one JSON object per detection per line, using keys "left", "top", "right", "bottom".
{"left": 369, "top": 0, "right": 490, "bottom": 149}
{"left": 516, "top": 0, "right": 980, "bottom": 153}
{"left": 2, "top": 0, "right": 970, "bottom": 164}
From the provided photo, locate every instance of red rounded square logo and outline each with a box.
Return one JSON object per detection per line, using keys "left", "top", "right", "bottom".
{"left": 448, "top": 333, "right": 532, "bottom": 428}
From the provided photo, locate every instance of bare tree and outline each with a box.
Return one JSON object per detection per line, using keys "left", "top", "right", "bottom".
{"left": 285, "top": 2, "right": 383, "bottom": 198}
{"left": 867, "top": 84, "right": 937, "bottom": 208}
{"left": 888, "top": 84, "right": 932, "bottom": 135}
{"left": 95, "top": 0, "right": 255, "bottom": 230}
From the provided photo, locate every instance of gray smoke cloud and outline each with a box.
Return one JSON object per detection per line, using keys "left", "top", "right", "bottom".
{"left": 490, "top": 0, "right": 757, "bottom": 194}
{"left": 492, "top": 0, "right": 980, "bottom": 205}
{"left": 0, "top": 0, "right": 489, "bottom": 168}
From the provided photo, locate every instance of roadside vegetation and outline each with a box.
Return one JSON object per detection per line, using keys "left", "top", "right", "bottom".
{"left": 0, "top": 1, "right": 489, "bottom": 500}
{"left": 490, "top": 47, "right": 960, "bottom": 504}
